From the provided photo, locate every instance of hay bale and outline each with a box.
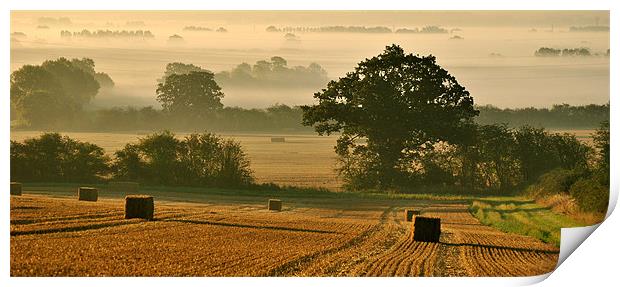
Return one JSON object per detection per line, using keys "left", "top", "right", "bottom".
{"left": 268, "top": 199, "right": 282, "bottom": 211}
{"left": 125, "top": 195, "right": 154, "bottom": 220}
{"left": 412, "top": 216, "right": 441, "bottom": 242}
{"left": 108, "top": 181, "right": 140, "bottom": 194}
{"left": 10, "top": 182, "right": 22, "bottom": 196}
{"left": 270, "top": 137, "right": 285, "bottom": 143}
{"left": 78, "top": 187, "right": 98, "bottom": 202}
{"left": 404, "top": 209, "right": 421, "bottom": 222}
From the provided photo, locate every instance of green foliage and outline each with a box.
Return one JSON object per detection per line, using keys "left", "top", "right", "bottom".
{"left": 302, "top": 44, "right": 478, "bottom": 189}
{"left": 10, "top": 133, "right": 109, "bottom": 182}
{"left": 157, "top": 62, "right": 208, "bottom": 83}
{"left": 112, "top": 131, "right": 253, "bottom": 187}
{"left": 156, "top": 71, "right": 224, "bottom": 117}
{"left": 593, "top": 120, "right": 610, "bottom": 179}
{"left": 470, "top": 124, "right": 521, "bottom": 191}
{"left": 10, "top": 57, "right": 108, "bottom": 128}
{"left": 69, "top": 58, "right": 115, "bottom": 88}
{"left": 214, "top": 56, "right": 328, "bottom": 88}
{"left": 525, "top": 168, "right": 585, "bottom": 198}
{"left": 569, "top": 178, "right": 609, "bottom": 213}
{"left": 513, "top": 126, "right": 590, "bottom": 183}
{"left": 475, "top": 103, "right": 609, "bottom": 129}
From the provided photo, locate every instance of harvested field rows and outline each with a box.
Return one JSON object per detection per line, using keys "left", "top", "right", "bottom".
{"left": 11, "top": 194, "right": 560, "bottom": 277}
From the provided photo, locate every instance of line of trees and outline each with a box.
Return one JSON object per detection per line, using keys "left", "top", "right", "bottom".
{"left": 534, "top": 47, "right": 593, "bottom": 57}
{"left": 266, "top": 25, "right": 449, "bottom": 34}
{"left": 10, "top": 132, "right": 254, "bottom": 188}
{"left": 11, "top": 102, "right": 609, "bottom": 133}
{"left": 60, "top": 29, "right": 154, "bottom": 39}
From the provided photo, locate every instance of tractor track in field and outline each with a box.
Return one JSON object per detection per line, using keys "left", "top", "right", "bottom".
{"left": 10, "top": 210, "right": 216, "bottom": 237}
{"left": 264, "top": 206, "right": 395, "bottom": 276}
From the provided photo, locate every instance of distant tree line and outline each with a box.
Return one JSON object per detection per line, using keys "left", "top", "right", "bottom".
{"left": 266, "top": 25, "right": 392, "bottom": 33}
{"left": 214, "top": 57, "right": 328, "bottom": 88}
{"left": 476, "top": 103, "right": 609, "bottom": 129}
{"left": 266, "top": 25, "right": 449, "bottom": 34}
{"left": 534, "top": 47, "right": 593, "bottom": 57}
{"left": 183, "top": 26, "right": 212, "bottom": 31}
{"left": 158, "top": 59, "right": 328, "bottom": 89}
{"left": 395, "top": 26, "right": 449, "bottom": 34}
{"left": 569, "top": 25, "right": 610, "bottom": 32}
{"left": 11, "top": 102, "right": 609, "bottom": 133}
{"left": 11, "top": 131, "right": 253, "bottom": 188}
{"left": 60, "top": 29, "right": 154, "bottom": 39}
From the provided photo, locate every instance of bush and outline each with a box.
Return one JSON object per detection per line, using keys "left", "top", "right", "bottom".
{"left": 526, "top": 168, "right": 585, "bottom": 198}
{"left": 569, "top": 178, "right": 609, "bottom": 213}
{"left": 112, "top": 131, "right": 253, "bottom": 187}
{"left": 10, "top": 133, "right": 109, "bottom": 182}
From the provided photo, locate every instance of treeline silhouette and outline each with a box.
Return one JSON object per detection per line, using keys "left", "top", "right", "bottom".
{"left": 60, "top": 29, "right": 155, "bottom": 39}
{"left": 214, "top": 57, "right": 328, "bottom": 88}
{"left": 183, "top": 26, "right": 212, "bottom": 31}
{"left": 11, "top": 132, "right": 254, "bottom": 188}
{"left": 569, "top": 25, "right": 610, "bottom": 32}
{"left": 11, "top": 103, "right": 609, "bottom": 133}
{"left": 476, "top": 104, "right": 609, "bottom": 129}
{"left": 534, "top": 47, "right": 597, "bottom": 57}
{"left": 157, "top": 59, "right": 328, "bottom": 89}
{"left": 395, "top": 26, "right": 448, "bottom": 34}
{"left": 266, "top": 25, "right": 449, "bottom": 34}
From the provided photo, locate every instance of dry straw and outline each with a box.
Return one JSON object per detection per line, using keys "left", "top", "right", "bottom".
{"left": 10, "top": 182, "right": 22, "bottom": 196}
{"left": 125, "top": 195, "right": 154, "bottom": 220}
{"left": 268, "top": 199, "right": 282, "bottom": 211}
{"left": 412, "top": 216, "right": 441, "bottom": 242}
{"left": 78, "top": 187, "right": 98, "bottom": 202}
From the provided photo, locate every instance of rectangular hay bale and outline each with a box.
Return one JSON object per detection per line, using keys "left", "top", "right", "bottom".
{"left": 270, "top": 137, "right": 285, "bottom": 143}
{"left": 78, "top": 187, "right": 98, "bottom": 202}
{"left": 404, "top": 209, "right": 421, "bottom": 222}
{"left": 10, "top": 182, "right": 22, "bottom": 196}
{"left": 125, "top": 195, "right": 154, "bottom": 220}
{"left": 108, "top": 181, "right": 140, "bottom": 194}
{"left": 268, "top": 199, "right": 282, "bottom": 211}
{"left": 412, "top": 216, "right": 441, "bottom": 242}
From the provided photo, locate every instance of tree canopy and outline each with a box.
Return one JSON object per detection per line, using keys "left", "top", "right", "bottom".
{"left": 10, "top": 57, "right": 109, "bottom": 128}
{"left": 156, "top": 70, "right": 224, "bottom": 117}
{"left": 302, "top": 44, "right": 478, "bottom": 189}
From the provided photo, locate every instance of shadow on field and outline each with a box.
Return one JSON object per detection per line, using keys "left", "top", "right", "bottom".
{"left": 440, "top": 241, "right": 558, "bottom": 255}
{"left": 163, "top": 218, "right": 338, "bottom": 234}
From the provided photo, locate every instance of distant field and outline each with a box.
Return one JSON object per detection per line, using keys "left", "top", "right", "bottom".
{"left": 11, "top": 185, "right": 562, "bottom": 276}
{"left": 549, "top": 129, "right": 595, "bottom": 145}
{"left": 10, "top": 131, "right": 342, "bottom": 190}
{"left": 10, "top": 130, "right": 595, "bottom": 191}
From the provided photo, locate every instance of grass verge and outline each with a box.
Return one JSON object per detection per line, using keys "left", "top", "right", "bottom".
{"left": 469, "top": 197, "right": 588, "bottom": 247}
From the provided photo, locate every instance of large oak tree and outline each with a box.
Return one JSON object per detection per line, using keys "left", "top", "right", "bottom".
{"left": 302, "top": 44, "right": 478, "bottom": 189}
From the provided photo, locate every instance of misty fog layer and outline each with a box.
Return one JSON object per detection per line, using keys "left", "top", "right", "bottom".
{"left": 11, "top": 11, "right": 610, "bottom": 109}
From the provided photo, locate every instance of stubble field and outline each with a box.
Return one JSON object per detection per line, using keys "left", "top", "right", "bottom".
{"left": 10, "top": 187, "right": 560, "bottom": 277}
